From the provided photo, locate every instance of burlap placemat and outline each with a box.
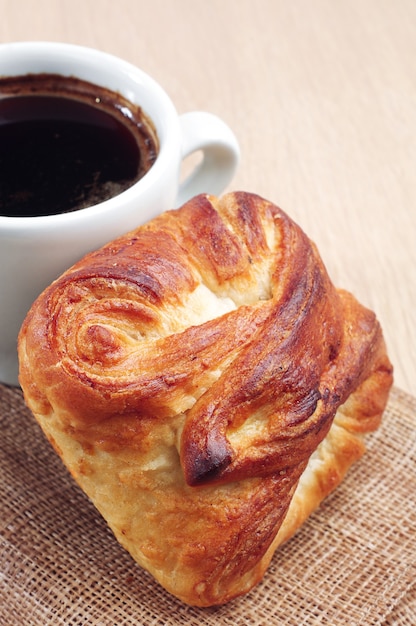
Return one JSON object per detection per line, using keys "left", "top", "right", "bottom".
{"left": 0, "top": 384, "right": 415, "bottom": 626}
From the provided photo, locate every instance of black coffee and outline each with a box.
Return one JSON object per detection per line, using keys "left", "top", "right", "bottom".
{"left": 0, "top": 74, "right": 158, "bottom": 217}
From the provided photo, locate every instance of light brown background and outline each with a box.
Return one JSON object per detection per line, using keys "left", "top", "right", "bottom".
{"left": 1, "top": 0, "right": 415, "bottom": 394}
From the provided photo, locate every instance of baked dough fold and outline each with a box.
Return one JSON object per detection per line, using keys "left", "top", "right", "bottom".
{"left": 18, "top": 192, "right": 393, "bottom": 606}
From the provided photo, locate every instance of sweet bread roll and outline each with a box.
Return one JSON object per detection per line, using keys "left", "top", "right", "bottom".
{"left": 18, "top": 192, "right": 393, "bottom": 607}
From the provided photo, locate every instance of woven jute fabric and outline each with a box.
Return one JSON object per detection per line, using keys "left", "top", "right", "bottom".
{"left": 0, "top": 384, "right": 415, "bottom": 626}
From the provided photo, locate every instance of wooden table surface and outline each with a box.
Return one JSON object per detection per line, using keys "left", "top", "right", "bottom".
{"left": 1, "top": 0, "right": 415, "bottom": 395}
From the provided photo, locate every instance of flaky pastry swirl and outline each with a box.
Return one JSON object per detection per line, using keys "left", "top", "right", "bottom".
{"left": 18, "top": 192, "right": 393, "bottom": 606}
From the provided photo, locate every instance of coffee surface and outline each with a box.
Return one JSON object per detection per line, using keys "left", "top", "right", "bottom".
{"left": 0, "top": 74, "right": 158, "bottom": 217}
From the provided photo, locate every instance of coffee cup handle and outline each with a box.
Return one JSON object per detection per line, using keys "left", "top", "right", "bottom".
{"left": 176, "top": 112, "right": 240, "bottom": 207}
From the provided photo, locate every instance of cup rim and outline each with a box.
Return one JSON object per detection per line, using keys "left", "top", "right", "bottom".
{"left": 0, "top": 41, "right": 181, "bottom": 231}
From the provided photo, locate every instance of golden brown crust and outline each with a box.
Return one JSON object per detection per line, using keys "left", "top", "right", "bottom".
{"left": 18, "top": 192, "right": 393, "bottom": 606}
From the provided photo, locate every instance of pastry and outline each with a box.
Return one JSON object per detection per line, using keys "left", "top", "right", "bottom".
{"left": 18, "top": 192, "right": 393, "bottom": 606}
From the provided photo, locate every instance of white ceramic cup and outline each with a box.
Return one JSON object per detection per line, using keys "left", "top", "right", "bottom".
{"left": 0, "top": 41, "right": 240, "bottom": 386}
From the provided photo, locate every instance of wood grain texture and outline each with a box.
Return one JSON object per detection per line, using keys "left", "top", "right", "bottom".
{"left": 1, "top": 0, "right": 415, "bottom": 393}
